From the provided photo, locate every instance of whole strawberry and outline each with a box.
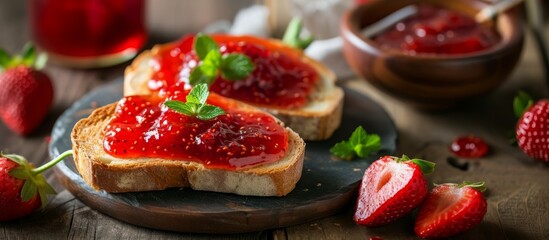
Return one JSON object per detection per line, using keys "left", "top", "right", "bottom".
{"left": 0, "top": 150, "right": 72, "bottom": 221}
{"left": 0, "top": 43, "right": 53, "bottom": 135}
{"left": 514, "top": 91, "right": 549, "bottom": 162}
{"left": 354, "top": 155, "right": 435, "bottom": 226}
{"left": 414, "top": 181, "right": 487, "bottom": 239}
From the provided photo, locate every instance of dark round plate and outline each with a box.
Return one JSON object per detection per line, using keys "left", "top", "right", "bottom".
{"left": 48, "top": 79, "right": 397, "bottom": 233}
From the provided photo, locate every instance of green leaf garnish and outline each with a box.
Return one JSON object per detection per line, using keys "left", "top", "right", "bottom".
{"left": 165, "top": 83, "right": 226, "bottom": 120}
{"left": 197, "top": 105, "right": 226, "bottom": 120}
{"left": 194, "top": 33, "right": 220, "bottom": 60}
{"left": 220, "top": 54, "right": 256, "bottom": 80}
{"left": 330, "top": 126, "right": 381, "bottom": 160}
{"left": 189, "top": 67, "right": 215, "bottom": 86}
{"left": 164, "top": 101, "right": 196, "bottom": 116}
{"left": 189, "top": 34, "right": 255, "bottom": 86}
{"left": 282, "top": 17, "right": 314, "bottom": 50}
{"left": 513, "top": 91, "right": 534, "bottom": 118}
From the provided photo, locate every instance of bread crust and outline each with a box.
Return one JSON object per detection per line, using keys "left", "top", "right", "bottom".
{"left": 124, "top": 36, "right": 343, "bottom": 140}
{"left": 71, "top": 101, "right": 305, "bottom": 196}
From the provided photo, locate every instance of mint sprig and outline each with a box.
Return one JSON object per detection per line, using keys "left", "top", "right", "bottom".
{"left": 189, "top": 33, "right": 255, "bottom": 86}
{"left": 164, "top": 83, "right": 225, "bottom": 120}
{"left": 330, "top": 126, "right": 381, "bottom": 160}
{"left": 282, "top": 17, "right": 314, "bottom": 50}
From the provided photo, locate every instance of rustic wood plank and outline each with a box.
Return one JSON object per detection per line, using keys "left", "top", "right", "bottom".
{"left": 1, "top": 0, "right": 548, "bottom": 239}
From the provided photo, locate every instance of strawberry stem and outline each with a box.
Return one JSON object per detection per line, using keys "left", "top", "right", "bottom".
{"left": 32, "top": 150, "right": 73, "bottom": 175}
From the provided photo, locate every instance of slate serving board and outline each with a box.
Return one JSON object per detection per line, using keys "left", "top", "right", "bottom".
{"left": 48, "top": 79, "right": 397, "bottom": 233}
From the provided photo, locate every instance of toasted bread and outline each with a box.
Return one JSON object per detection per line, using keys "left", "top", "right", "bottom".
{"left": 71, "top": 100, "right": 305, "bottom": 196}
{"left": 124, "top": 37, "right": 344, "bottom": 141}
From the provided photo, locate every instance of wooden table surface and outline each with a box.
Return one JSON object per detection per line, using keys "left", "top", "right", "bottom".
{"left": 1, "top": 1, "right": 548, "bottom": 239}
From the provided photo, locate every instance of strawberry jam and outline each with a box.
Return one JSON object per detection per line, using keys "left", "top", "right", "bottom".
{"left": 148, "top": 35, "right": 319, "bottom": 109}
{"left": 450, "top": 136, "right": 489, "bottom": 158}
{"left": 103, "top": 91, "right": 289, "bottom": 170}
{"left": 374, "top": 4, "right": 500, "bottom": 55}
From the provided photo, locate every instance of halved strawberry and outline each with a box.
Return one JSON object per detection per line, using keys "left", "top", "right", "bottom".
{"left": 414, "top": 181, "right": 487, "bottom": 239}
{"left": 354, "top": 155, "right": 435, "bottom": 226}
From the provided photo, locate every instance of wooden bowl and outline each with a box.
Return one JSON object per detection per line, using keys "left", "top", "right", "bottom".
{"left": 341, "top": 0, "right": 524, "bottom": 109}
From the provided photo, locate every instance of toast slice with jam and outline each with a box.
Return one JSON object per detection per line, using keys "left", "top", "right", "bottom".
{"left": 124, "top": 35, "right": 343, "bottom": 141}
{"left": 71, "top": 85, "right": 305, "bottom": 196}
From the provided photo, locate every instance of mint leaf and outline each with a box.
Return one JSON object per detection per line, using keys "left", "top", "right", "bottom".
{"left": 189, "top": 44, "right": 221, "bottom": 86}
{"left": 189, "top": 33, "right": 255, "bottom": 86}
{"left": 165, "top": 100, "right": 195, "bottom": 116}
{"left": 282, "top": 17, "right": 314, "bottom": 50}
{"left": 194, "top": 33, "right": 219, "bottom": 60}
{"left": 202, "top": 50, "right": 222, "bottom": 71}
{"left": 349, "top": 126, "right": 367, "bottom": 147}
{"left": 197, "top": 105, "right": 226, "bottom": 120}
{"left": 355, "top": 134, "right": 381, "bottom": 157}
{"left": 330, "top": 142, "right": 355, "bottom": 160}
{"left": 330, "top": 126, "right": 381, "bottom": 160}
{"left": 165, "top": 83, "right": 225, "bottom": 120}
{"left": 189, "top": 67, "right": 216, "bottom": 86}
{"left": 220, "top": 54, "right": 255, "bottom": 80}
{"left": 187, "top": 83, "right": 209, "bottom": 104}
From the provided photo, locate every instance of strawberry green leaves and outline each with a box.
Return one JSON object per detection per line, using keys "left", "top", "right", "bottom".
{"left": 513, "top": 91, "right": 534, "bottom": 118}
{"left": 3, "top": 150, "right": 73, "bottom": 207}
{"left": 164, "top": 83, "right": 225, "bottom": 120}
{"left": 456, "top": 181, "right": 487, "bottom": 192}
{"left": 0, "top": 42, "right": 47, "bottom": 72}
{"left": 330, "top": 126, "right": 381, "bottom": 160}
{"left": 397, "top": 155, "right": 435, "bottom": 175}
{"left": 189, "top": 33, "right": 255, "bottom": 86}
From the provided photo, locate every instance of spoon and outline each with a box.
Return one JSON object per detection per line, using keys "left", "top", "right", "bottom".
{"left": 524, "top": 0, "right": 549, "bottom": 88}
{"left": 475, "top": 0, "right": 524, "bottom": 22}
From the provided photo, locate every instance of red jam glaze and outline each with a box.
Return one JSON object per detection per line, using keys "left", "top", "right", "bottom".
{"left": 450, "top": 136, "right": 489, "bottom": 158}
{"left": 103, "top": 91, "right": 289, "bottom": 170}
{"left": 148, "top": 35, "right": 319, "bottom": 109}
{"left": 374, "top": 4, "right": 500, "bottom": 55}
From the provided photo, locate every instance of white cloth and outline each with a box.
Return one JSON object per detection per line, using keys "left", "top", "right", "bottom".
{"left": 204, "top": 3, "right": 354, "bottom": 79}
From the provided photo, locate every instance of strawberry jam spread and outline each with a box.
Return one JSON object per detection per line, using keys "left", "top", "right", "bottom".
{"left": 148, "top": 35, "right": 319, "bottom": 109}
{"left": 103, "top": 91, "right": 289, "bottom": 170}
{"left": 374, "top": 4, "right": 500, "bottom": 54}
